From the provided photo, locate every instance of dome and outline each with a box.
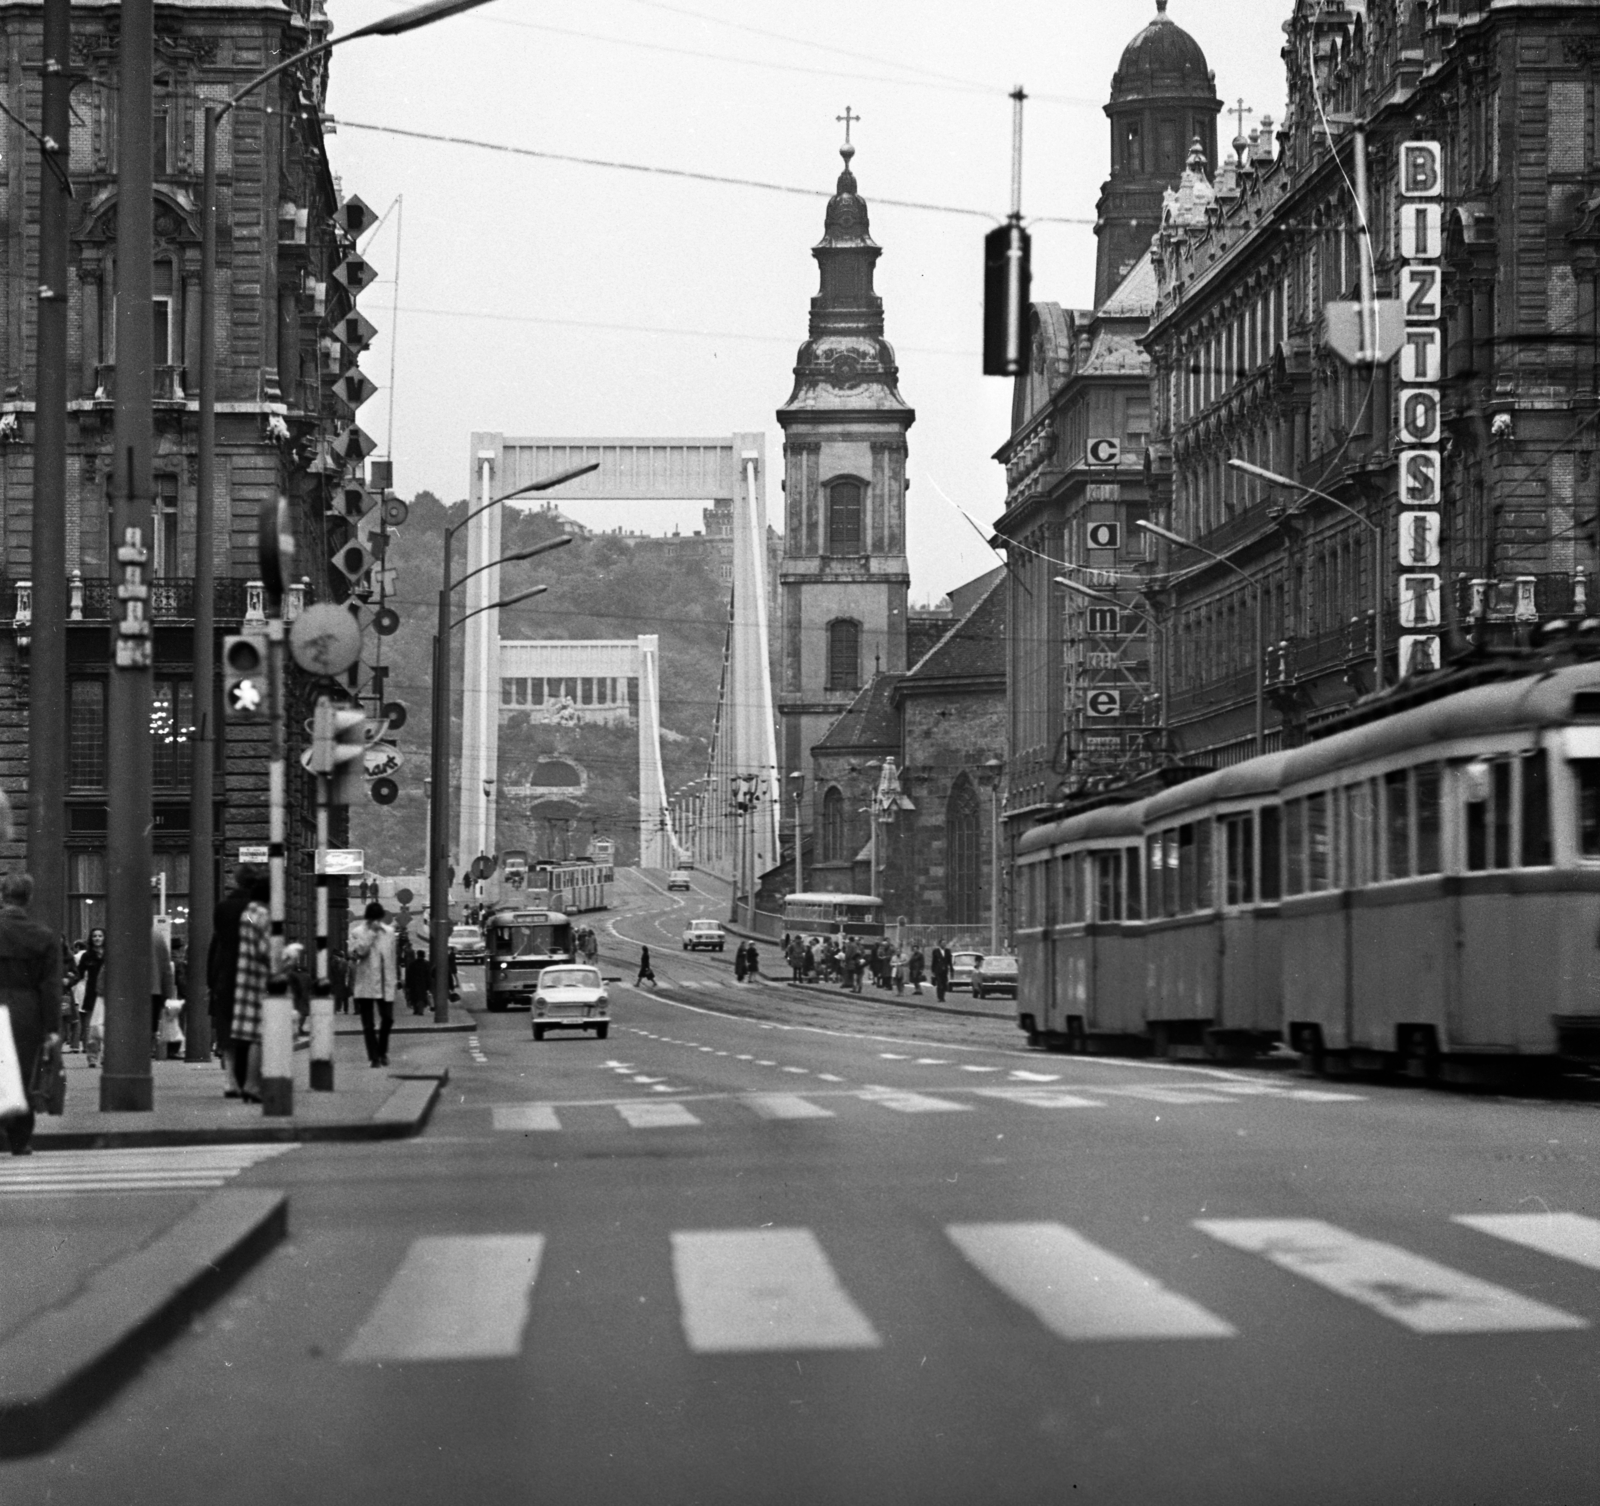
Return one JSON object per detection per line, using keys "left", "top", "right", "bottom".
{"left": 1112, "top": 0, "right": 1213, "bottom": 101}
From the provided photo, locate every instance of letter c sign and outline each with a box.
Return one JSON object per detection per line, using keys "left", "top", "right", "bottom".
{"left": 1086, "top": 438, "right": 1121, "bottom": 466}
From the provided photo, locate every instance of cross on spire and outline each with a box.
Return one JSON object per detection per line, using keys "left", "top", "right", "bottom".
{"left": 1230, "top": 97, "right": 1254, "bottom": 153}
{"left": 837, "top": 106, "right": 859, "bottom": 146}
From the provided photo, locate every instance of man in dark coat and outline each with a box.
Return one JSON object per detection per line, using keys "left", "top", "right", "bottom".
{"left": 206, "top": 864, "right": 258, "bottom": 1090}
{"left": 0, "top": 872, "right": 63, "bottom": 1155}
{"left": 931, "top": 940, "right": 952, "bottom": 1003}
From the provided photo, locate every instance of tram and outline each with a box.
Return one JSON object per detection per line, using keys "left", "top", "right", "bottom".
{"left": 532, "top": 859, "right": 612, "bottom": 913}
{"left": 1015, "top": 660, "right": 1600, "bottom": 1081}
{"left": 781, "top": 892, "right": 886, "bottom": 940}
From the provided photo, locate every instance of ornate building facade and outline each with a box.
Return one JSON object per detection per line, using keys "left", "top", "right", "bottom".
{"left": 1142, "top": 0, "right": 1600, "bottom": 761}
{"left": 0, "top": 0, "right": 365, "bottom": 940}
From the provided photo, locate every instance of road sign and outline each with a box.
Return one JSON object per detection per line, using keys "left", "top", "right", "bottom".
{"left": 396, "top": 888, "right": 414, "bottom": 906}
{"left": 1325, "top": 299, "right": 1406, "bottom": 365}
{"left": 333, "top": 368, "right": 378, "bottom": 409}
{"left": 289, "top": 602, "right": 363, "bottom": 676}
{"left": 239, "top": 845, "right": 269, "bottom": 865}
{"left": 364, "top": 744, "right": 403, "bottom": 778}
{"left": 317, "top": 848, "right": 365, "bottom": 876}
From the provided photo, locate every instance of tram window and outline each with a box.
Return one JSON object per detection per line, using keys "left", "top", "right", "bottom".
{"left": 1464, "top": 760, "right": 1491, "bottom": 872}
{"left": 1259, "top": 806, "right": 1282, "bottom": 901}
{"left": 1284, "top": 799, "right": 1305, "bottom": 895}
{"left": 1196, "top": 819, "right": 1214, "bottom": 909}
{"left": 1492, "top": 759, "right": 1513, "bottom": 869}
{"left": 1522, "top": 750, "right": 1552, "bottom": 867}
{"left": 1146, "top": 835, "right": 1163, "bottom": 917}
{"left": 1416, "top": 764, "right": 1443, "bottom": 873}
{"left": 1057, "top": 854, "right": 1077, "bottom": 924}
{"left": 1574, "top": 760, "right": 1600, "bottom": 858}
{"left": 1177, "top": 825, "right": 1197, "bottom": 912}
{"left": 1124, "top": 846, "right": 1143, "bottom": 919}
{"left": 1346, "top": 782, "right": 1375, "bottom": 889}
{"left": 1225, "top": 813, "right": 1256, "bottom": 906}
{"left": 1307, "top": 793, "right": 1331, "bottom": 890}
{"left": 1384, "top": 769, "right": 1411, "bottom": 879}
{"left": 1095, "top": 851, "right": 1123, "bottom": 922}
{"left": 1163, "top": 830, "right": 1179, "bottom": 914}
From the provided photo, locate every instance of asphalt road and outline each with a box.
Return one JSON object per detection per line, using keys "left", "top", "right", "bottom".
{"left": 7, "top": 871, "right": 1600, "bottom": 1505}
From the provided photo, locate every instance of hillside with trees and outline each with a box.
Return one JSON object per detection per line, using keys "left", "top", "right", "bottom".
{"left": 348, "top": 491, "right": 729, "bottom": 875}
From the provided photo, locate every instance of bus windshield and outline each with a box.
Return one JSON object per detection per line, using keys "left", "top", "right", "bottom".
{"left": 489, "top": 919, "right": 572, "bottom": 958}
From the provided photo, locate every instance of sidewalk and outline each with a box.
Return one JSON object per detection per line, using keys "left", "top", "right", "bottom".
{"left": 33, "top": 1021, "right": 457, "bottom": 1149}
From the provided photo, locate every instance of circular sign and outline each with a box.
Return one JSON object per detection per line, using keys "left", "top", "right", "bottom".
{"left": 382, "top": 699, "right": 408, "bottom": 731}
{"left": 257, "top": 494, "right": 294, "bottom": 599}
{"left": 289, "top": 602, "right": 363, "bottom": 676}
{"left": 374, "top": 606, "right": 401, "bottom": 637}
{"left": 364, "top": 744, "right": 403, "bottom": 778}
{"left": 395, "top": 887, "right": 414, "bottom": 906}
{"left": 370, "top": 777, "right": 399, "bottom": 806}
{"left": 382, "top": 497, "right": 410, "bottom": 527}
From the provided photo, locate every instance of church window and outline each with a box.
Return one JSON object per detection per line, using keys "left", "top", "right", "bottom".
{"left": 946, "top": 776, "right": 982, "bottom": 926}
{"left": 827, "top": 619, "right": 862, "bottom": 691}
{"left": 821, "top": 786, "right": 846, "bottom": 863}
{"left": 1122, "top": 120, "right": 1142, "bottom": 173}
{"left": 828, "top": 480, "right": 864, "bottom": 553}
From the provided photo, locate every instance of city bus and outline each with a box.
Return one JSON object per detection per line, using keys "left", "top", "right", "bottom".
{"left": 483, "top": 905, "right": 577, "bottom": 1011}
{"left": 781, "top": 892, "right": 885, "bottom": 940}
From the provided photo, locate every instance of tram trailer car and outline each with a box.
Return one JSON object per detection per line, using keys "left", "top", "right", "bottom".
{"left": 1015, "top": 662, "right": 1600, "bottom": 1082}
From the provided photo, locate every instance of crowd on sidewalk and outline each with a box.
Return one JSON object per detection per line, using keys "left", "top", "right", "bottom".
{"left": 779, "top": 934, "right": 960, "bottom": 1002}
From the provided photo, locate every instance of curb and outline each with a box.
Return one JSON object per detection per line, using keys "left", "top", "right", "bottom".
{"left": 334, "top": 1021, "right": 475, "bottom": 1037}
{"left": 780, "top": 981, "right": 1015, "bottom": 1022}
{"left": 0, "top": 1188, "right": 288, "bottom": 1457}
{"left": 30, "top": 1069, "right": 449, "bottom": 1150}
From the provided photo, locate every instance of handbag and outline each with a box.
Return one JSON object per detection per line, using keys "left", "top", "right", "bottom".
{"left": 30, "top": 1037, "right": 65, "bottom": 1116}
{"left": 0, "top": 1006, "right": 30, "bottom": 1120}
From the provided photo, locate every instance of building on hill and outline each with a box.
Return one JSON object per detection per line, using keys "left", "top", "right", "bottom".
{"left": 0, "top": 0, "right": 362, "bottom": 942}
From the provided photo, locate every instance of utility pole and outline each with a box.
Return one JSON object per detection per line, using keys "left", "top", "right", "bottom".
{"left": 28, "top": 0, "right": 70, "bottom": 936}
{"left": 102, "top": 0, "right": 155, "bottom": 1112}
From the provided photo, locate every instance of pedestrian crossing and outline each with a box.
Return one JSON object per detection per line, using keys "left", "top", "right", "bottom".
{"left": 0, "top": 1144, "right": 297, "bottom": 1197}
{"left": 340, "top": 1210, "right": 1600, "bottom": 1364}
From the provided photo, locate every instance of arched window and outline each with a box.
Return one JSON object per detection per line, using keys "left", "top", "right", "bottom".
{"left": 946, "top": 775, "right": 982, "bottom": 925}
{"left": 828, "top": 479, "right": 863, "bottom": 553}
{"left": 821, "top": 786, "right": 846, "bottom": 863}
{"left": 827, "top": 619, "right": 861, "bottom": 692}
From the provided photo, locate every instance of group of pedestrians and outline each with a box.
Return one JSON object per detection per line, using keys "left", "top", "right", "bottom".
{"left": 780, "top": 934, "right": 955, "bottom": 1000}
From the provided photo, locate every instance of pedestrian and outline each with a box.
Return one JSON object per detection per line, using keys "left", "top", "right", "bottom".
{"left": 64, "top": 946, "right": 87, "bottom": 1052}
{"left": 150, "top": 919, "right": 174, "bottom": 1059}
{"left": 734, "top": 940, "right": 748, "bottom": 983}
{"left": 329, "top": 946, "right": 351, "bottom": 1014}
{"left": 78, "top": 927, "right": 105, "bottom": 1064}
{"left": 208, "top": 865, "right": 257, "bottom": 1095}
{"left": 636, "top": 945, "right": 656, "bottom": 987}
{"left": 0, "top": 872, "right": 63, "bottom": 1156}
{"left": 931, "top": 939, "right": 952, "bottom": 1003}
{"left": 789, "top": 936, "right": 804, "bottom": 984}
{"left": 892, "top": 945, "right": 908, "bottom": 995}
{"left": 283, "top": 942, "right": 311, "bottom": 1037}
{"left": 404, "top": 946, "right": 430, "bottom": 1015}
{"left": 909, "top": 945, "right": 926, "bottom": 996}
{"left": 229, "top": 872, "right": 272, "bottom": 1101}
{"left": 744, "top": 941, "right": 760, "bottom": 979}
{"left": 349, "top": 901, "right": 398, "bottom": 1068}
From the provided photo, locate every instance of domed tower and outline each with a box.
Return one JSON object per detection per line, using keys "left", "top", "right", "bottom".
{"left": 776, "top": 134, "right": 914, "bottom": 782}
{"left": 1095, "top": 0, "right": 1221, "bottom": 306}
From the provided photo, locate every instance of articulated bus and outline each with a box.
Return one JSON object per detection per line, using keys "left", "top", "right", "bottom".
{"left": 781, "top": 892, "right": 885, "bottom": 940}
{"left": 1016, "top": 660, "right": 1600, "bottom": 1083}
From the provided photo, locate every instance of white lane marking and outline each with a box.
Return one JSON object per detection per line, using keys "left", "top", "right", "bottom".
{"left": 816, "top": 1073, "right": 845, "bottom": 1083}
{"left": 631, "top": 1076, "right": 665, "bottom": 1084}
{"left": 699, "top": 1046, "right": 715, "bottom": 1053}
{"left": 948, "top": 1223, "right": 1235, "bottom": 1342}
{"left": 648, "top": 1084, "right": 686, "bottom": 1094}
{"left": 617, "top": 1101, "right": 701, "bottom": 1128}
{"left": 780, "top": 1066, "right": 809, "bottom": 1075}
{"left": 959, "top": 1065, "right": 1002, "bottom": 1073}
{"left": 858, "top": 1086, "right": 971, "bottom": 1115}
{"left": 1457, "top": 1213, "right": 1600, "bottom": 1272}
{"left": 1097, "top": 1086, "right": 1238, "bottom": 1106}
{"left": 735, "top": 1054, "right": 754, "bottom": 1061}
{"left": 1009, "top": 1071, "right": 1059, "bottom": 1082}
{"left": 492, "top": 1105, "right": 561, "bottom": 1132}
{"left": 878, "top": 1052, "right": 910, "bottom": 1060}
{"left": 914, "top": 1058, "right": 949, "bottom": 1065}
{"left": 974, "top": 1087, "right": 1104, "bottom": 1109}
{"left": 1283, "top": 1089, "right": 1367, "bottom": 1102}
{"left": 747, "top": 1094, "right": 836, "bottom": 1121}
{"left": 466, "top": 1033, "right": 489, "bottom": 1064}
{"left": 342, "top": 1235, "right": 545, "bottom": 1362}
{"left": 1195, "top": 1219, "right": 1588, "bottom": 1334}
{"left": 756, "top": 1060, "right": 777, "bottom": 1067}
{"left": 672, "top": 1229, "right": 881, "bottom": 1353}
{"left": 0, "top": 1145, "right": 295, "bottom": 1197}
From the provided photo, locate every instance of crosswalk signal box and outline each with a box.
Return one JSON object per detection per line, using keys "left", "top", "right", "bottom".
{"left": 223, "top": 633, "right": 269, "bottom": 721}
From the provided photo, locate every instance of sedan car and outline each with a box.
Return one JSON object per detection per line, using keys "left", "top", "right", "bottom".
{"left": 682, "top": 918, "right": 726, "bottom": 952}
{"left": 447, "top": 924, "right": 486, "bottom": 964}
{"left": 972, "top": 954, "right": 1018, "bottom": 999}
{"left": 666, "top": 869, "right": 693, "bottom": 891}
{"left": 949, "top": 950, "right": 984, "bottom": 991}
{"left": 532, "top": 965, "right": 610, "bottom": 1041}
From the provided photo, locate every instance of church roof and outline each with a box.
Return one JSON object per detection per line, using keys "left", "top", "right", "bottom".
{"left": 1098, "top": 252, "right": 1157, "bottom": 319}
{"left": 813, "top": 673, "right": 903, "bottom": 754}
{"left": 902, "top": 572, "right": 1006, "bottom": 687}
{"left": 1111, "top": 1, "right": 1215, "bottom": 103}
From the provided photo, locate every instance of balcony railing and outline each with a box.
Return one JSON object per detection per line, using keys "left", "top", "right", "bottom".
{"left": 2, "top": 575, "right": 253, "bottom": 624}
{"left": 91, "top": 364, "right": 189, "bottom": 402}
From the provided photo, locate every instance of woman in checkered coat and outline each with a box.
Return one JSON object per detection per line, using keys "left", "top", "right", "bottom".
{"left": 230, "top": 874, "right": 271, "bottom": 1101}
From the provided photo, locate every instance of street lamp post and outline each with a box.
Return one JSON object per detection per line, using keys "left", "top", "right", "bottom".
{"left": 189, "top": 0, "right": 494, "bottom": 1063}
{"left": 1137, "top": 519, "right": 1266, "bottom": 757}
{"left": 1228, "top": 457, "right": 1385, "bottom": 692}
{"left": 788, "top": 772, "right": 805, "bottom": 896}
{"left": 982, "top": 756, "right": 1004, "bottom": 954}
{"left": 430, "top": 477, "right": 591, "bottom": 1022}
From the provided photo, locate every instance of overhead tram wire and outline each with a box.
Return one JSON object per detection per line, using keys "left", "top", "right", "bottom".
{"left": 332, "top": 120, "right": 1094, "bottom": 227}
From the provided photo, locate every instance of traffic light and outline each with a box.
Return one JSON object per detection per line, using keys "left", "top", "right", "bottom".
{"left": 316, "top": 701, "right": 369, "bottom": 805}
{"left": 982, "top": 217, "right": 1032, "bottom": 376}
{"left": 223, "top": 633, "right": 269, "bottom": 721}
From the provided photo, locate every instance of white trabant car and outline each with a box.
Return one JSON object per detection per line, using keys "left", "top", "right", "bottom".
{"left": 681, "top": 918, "right": 726, "bottom": 952}
{"left": 666, "top": 869, "right": 693, "bottom": 891}
{"left": 531, "top": 965, "right": 610, "bottom": 1041}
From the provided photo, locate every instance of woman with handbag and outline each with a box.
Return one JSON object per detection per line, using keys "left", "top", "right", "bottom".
{"left": 0, "top": 872, "right": 63, "bottom": 1155}
{"left": 229, "top": 874, "right": 272, "bottom": 1101}
{"left": 78, "top": 928, "right": 105, "bottom": 1065}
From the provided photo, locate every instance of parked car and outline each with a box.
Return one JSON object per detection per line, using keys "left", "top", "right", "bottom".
{"left": 666, "top": 869, "right": 693, "bottom": 891}
{"left": 447, "top": 924, "right": 486, "bottom": 964}
{"left": 532, "top": 964, "right": 611, "bottom": 1041}
{"left": 972, "top": 954, "right": 1018, "bottom": 999}
{"left": 682, "top": 918, "right": 727, "bottom": 952}
{"left": 949, "top": 950, "right": 984, "bottom": 991}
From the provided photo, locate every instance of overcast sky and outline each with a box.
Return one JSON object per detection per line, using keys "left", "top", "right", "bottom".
{"left": 324, "top": 0, "right": 1294, "bottom": 602}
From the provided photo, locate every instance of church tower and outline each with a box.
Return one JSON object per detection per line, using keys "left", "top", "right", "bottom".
{"left": 776, "top": 132, "right": 914, "bottom": 785}
{"left": 1095, "top": 0, "right": 1221, "bottom": 306}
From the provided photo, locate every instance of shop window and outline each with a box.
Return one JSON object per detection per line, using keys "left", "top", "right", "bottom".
{"left": 70, "top": 679, "right": 107, "bottom": 790}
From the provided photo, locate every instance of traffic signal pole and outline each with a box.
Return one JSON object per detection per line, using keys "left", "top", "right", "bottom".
{"left": 259, "top": 582, "right": 294, "bottom": 1117}
{"left": 310, "top": 761, "right": 334, "bottom": 1090}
